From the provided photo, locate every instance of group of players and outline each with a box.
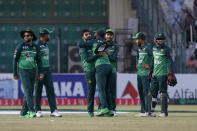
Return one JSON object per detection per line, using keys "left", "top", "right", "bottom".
{"left": 13, "top": 29, "right": 62, "bottom": 118}
{"left": 80, "top": 29, "right": 177, "bottom": 117}
{"left": 12, "top": 27, "right": 177, "bottom": 118}
{"left": 79, "top": 29, "right": 119, "bottom": 117}
{"left": 133, "top": 32, "right": 177, "bottom": 117}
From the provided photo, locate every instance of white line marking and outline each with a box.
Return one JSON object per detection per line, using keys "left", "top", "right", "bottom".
{"left": 0, "top": 111, "right": 132, "bottom": 115}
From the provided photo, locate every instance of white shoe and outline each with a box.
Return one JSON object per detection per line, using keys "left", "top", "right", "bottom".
{"left": 113, "top": 111, "right": 117, "bottom": 116}
{"left": 150, "top": 112, "right": 157, "bottom": 117}
{"left": 158, "top": 113, "right": 168, "bottom": 117}
{"left": 50, "top": 110, "right": 62, "bottom": 117}
{"left": 135, "top": 113, "right": 144, "bottom": 117}
{"left": 36, "top": 111, "right": 43, "bottom": 117}
{"left": 142, "top": 112, "right": 150, "bottom": 117}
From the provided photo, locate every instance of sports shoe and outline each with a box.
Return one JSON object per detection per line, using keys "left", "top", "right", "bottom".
{"left": 142, "top": 112, "right": 150, "bottom": 117}
{"left": 113, "top": 110, "right": 117, "bottom": 116}
{"left": 135, "top": 113, "right": 144, "bottom": 117}
{"left": 150, "top": 112, "right": 157, "bottom": 117}
{"left": 29, "top": 111, "right": 36, "bottom": 118}
{"left": 36, "top": 111, "right": 43, "bottom": 117}
{"left": 104, "top": 110, "right": 114, "bottom": 117}
{"left": 20, "top": 114, "right": 30, "bottom": 118}
{"left": 50, "top": 110, "right": 62, "bottom": 117}
{"left": 158, "top": 113, "right": 168, "bottom": 117}
{"left": 96, "top": 108, "right": 109, "bottom": 116}
{"left": 88, "top": 112, "right": 94, "bottom": 117}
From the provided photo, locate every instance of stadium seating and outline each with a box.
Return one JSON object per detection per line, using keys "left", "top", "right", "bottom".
{"left": 0, "top": 23, "right": 107, "bottom": 73}
{"left": 0, "top": 0, "right": 107, "bottom": 73}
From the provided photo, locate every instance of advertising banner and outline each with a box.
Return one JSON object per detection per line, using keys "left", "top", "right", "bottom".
{"left": 0, "top": 74, "right": 18, "bottom": 99}
{"left": 18, "top": 74, "right": 88, "bottom": 98}
{"left": 117, "top": 73, "right": 197, "bottom": 105}
{"left": 1, "top": 73, "right": 197, "bottom": 105}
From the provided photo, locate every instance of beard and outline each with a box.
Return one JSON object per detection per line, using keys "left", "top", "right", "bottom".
{"left": 25, "top": 38, "right": 32, "bottom": 43}
{"left": 46, "top": 37, "right": 50, "bottom": 42}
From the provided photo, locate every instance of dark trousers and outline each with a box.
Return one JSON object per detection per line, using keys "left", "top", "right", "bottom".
{"left": 96, "top": 64, "right": 112, "bottom": 110}
{"left": 137, "top": 75, "right": 150, "bottom": 113}
{"left": 85, "top": 71, "right": 96, "bottom": 113}
{"left": 150, "top": 75, "right": 168, "bottom": 98}
{"left": 109, "top": 72, "right": 117, "bottom": 111}
{"left": 19, "top": 68, "right": 36, "bottom": 115}
{"left": 151, "top": 75, "right": 168, "bottom": 114}
{"left": 35, "top": 68, "right": 57, "bottom": 113}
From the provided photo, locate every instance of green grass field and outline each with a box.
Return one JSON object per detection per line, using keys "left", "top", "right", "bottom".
{"left": 0, "top": 105, "right": 197, "bottom": 131}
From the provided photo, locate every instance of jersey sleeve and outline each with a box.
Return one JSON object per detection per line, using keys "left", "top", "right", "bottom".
{"left": 136, "top": 48, "right": 139, "bottom": 65}
{"left": 108, "top": 44, "right": 119, "bottom": 62}
{"left": 79, "top": 47, "right": 98, "bottom": 63}
{"left": 166, "top": 47, "right": 174, "bottom": 73}
{"left": 78, "top": 40, "right": 94, "bottom": 48}
{"left": 35, "top": 45, "right": 43, "bottom": 74}
{"left": 13, "top": 44, "right": 22, "bottom": 76}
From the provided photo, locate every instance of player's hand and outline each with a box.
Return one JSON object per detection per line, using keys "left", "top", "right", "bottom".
{"left": 13, "top": 75, "right": 18, "bottom": 80}
{"left": 39, "top": 73, "right": 44, "bottom": 80}
{"left": 143, "top": 64, "right": 149, "bottom": 69}
{"left": 98, "top": 52, "right": 105, "bottom": 56}
{"left": 105, "top": 50, "right": 110, "bottom": 56}
{"left": 167, "top": 72, "right": 177, "bottom": 86}
{"left": 136, "top": 65, "right": 138, "bottom": 70}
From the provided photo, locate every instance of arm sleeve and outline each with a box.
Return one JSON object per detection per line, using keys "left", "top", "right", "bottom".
{"left": 166, "top": 48, "right": 174, "bottom": 73}
{"left": 136, "top": 49, "right": 139, "bottom": 65}
{"left": 78, "top": 40, "right": 94, "bottom": 48}
{"left": 35, "top": 45, "right": 43, "bottom": 74}
{"left": 13, "top": 44, "right": 22, "bottom": 76}
{"left": 149, "top": 57, "right": 154, "bottom": 70}
{"left": 80, "top": 48, "right": 98, "bottom": 63}
{"left": 108, "top": 44, "right": 119, "bottom": 62}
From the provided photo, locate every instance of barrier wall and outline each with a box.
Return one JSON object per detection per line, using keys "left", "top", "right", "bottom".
{"left": 0, "top": 73, "right": 197, "bottom": 105}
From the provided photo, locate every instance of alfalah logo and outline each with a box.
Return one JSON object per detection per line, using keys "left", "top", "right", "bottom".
{"left": 122, "top": 81, "right": 138, "bottom": 99}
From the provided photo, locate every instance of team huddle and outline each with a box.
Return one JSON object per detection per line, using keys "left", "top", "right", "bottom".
{"left": 12, "top": 28, "right": 177, "bottom": 118}
{"left": 79, "top": 29, "right": 119, "bottom": 117}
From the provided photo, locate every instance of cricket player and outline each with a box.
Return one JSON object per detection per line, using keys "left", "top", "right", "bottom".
{"left": 34, "top": 28, "right": 62, "bottom": 117}
{"left": 133, "top": 32, "right": 152, "bottom": 117}
{"left": 79, "top": 29, "right": 98, "bottom": 117}
{"left": 13, "top": 29, "right": 44, "bottom": 118}
{"left": 104, "top": 29, "right": 119, "bottom": 115}
{"left": 149, "top": 32, "right": 177, "bottom": 117}
{"left": 92, "top": 30, "right": 113, "bottom": 117}
{"left": 78, "top": 29, "right": 114, "bottom": 117}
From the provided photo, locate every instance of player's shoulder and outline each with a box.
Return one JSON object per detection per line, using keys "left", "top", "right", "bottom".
{"left": 112, "top": 41, "right": 119, "bottom": 48}
{"left": 163, "top": 44, "right": 172, "bottom": 51}
{"left": 16, "top": 42, "right": 25, "bottom": 49}
{"left": 145, "top": 43, "right": 152, "bottom": 49}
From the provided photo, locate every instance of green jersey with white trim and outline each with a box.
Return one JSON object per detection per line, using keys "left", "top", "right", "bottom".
{"left": 107, "top": 42, "right": 119, "bottom": 73}
{"left": 152, "top": 44, "right": 174, "bottom": 76}
{"left": 37, "top": 40, "right": 50, "bottom": 68}
{"left": 136, "top": 43, "right": 152, "bottom": 76}
{"left": 92, "top": 38, "right": 111, "bottom": 67}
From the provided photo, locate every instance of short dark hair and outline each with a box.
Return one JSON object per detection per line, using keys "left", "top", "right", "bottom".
{"left": 81, "top": 29, "right": 90, "bottom": 37}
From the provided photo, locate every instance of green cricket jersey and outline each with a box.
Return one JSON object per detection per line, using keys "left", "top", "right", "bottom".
{"left": 136, "top": 43, "right": 152, "bottom": 76}
{"left": 37, "top": 40, "right": 50, "bottom": 68}
{"left": 13, "top": 42, "right": 42, "bottom": 76}
{"left": 152, "top": 44, "right": 174, "bottom": 76}
{"left": 79, "top": 40, "right": 98, "bottom": 72}
{"left": 92, "top": 38, "right": 111, "bottom": 67}
{"left": 107, "top": 42, "right": 119, "bottom": 73}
